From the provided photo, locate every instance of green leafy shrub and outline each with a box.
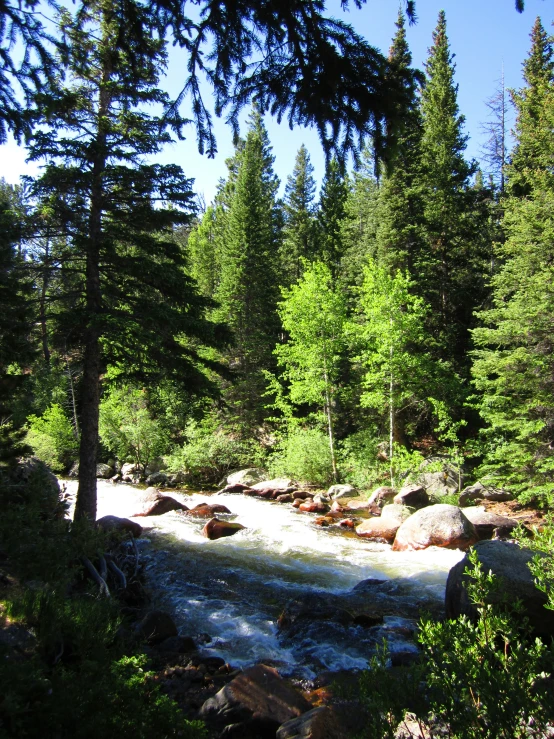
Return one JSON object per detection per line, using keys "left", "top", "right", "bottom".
{"left": 269, "top": 427, "right": 334, "bottom": 485}
{"left": 337, "top": 428, "right": 385, "bottom": 489}
{"left": 166, "top": 418, "right": 266, "bottom": 485}
{"left": 26, "top": 403, "right": 78, "bottom": 473}
{"left": 99, "top": 386, "right": 169, "bottom": 474}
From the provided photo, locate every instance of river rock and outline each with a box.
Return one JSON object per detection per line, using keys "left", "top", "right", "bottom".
{"left": 277, "top": 706, "right": 346, "bottom": 739}
{"left": 345, "top": 499, "right": 370, "bottom": 511}
{"left": 445, "top": 540, "right": 554, "bottom": 638}
{"left": 226, "top": 468, "right": 268, "bottom": 487}
{"left": 461, "top": 507, "right": 519, "bottom": 540}
{"left": 134, "top": 494, "right": 188, "bottom": 516}
{"left": 459, "top": 481, "right": 514, "bottom": 506}
{"left": 220, "top": 483, "right": 254, "bottom": 494}
{"left": 202, "top": 518, "right": 245, "bottom": 540}
{"left": 276, "top": 493, "right": 294, "bottom": 504}
{"left": 186, "top": 502, "right": 232, "bottom": 517}
{"left": 393, "top": 484, "right": 430, "bottom": 509}
{"left": 381, "top": 504, "right": 413, "bottom": 523}
{"left": 137, "top": 610, "right": 178, "bottom": 644}
{"left": 199, "top": 663, "right": 311, "bottom": 735}
{"left": 293, "top": 491, "right": 314, "bottom": 500}
{"left": 327, "top": 484, "right": 358, "bottom": 500}
{"left": 392, "top": 504, "right": 478, "bottom": 552}
{"left": 313, "top": 493, "right": 331, "bottom": 504}
{"left": 338, "top": 518, "right": 356, "bottom": 529}
{"left": 96, "top": 462, "right": 114, "bottom": 479}
{"left": 298, "top": 500, "right": 329, "bottom": 514}
{"left": 69, "top": 461, "right": 79, "bottom": 477}
{"left": 355, "top": 518, "right": 401, "bottom": 543}
{"left": 292, "top": 498, "right": 303, "bottom": 508}
{"left": 331, "top": 500, "right": 345, "bottom": 513}
{"left": 367, "top": 486, "right": 396, "bottom": 507}
{"left": 146, "top": 471, "right": 168, "bottom": 486}
{"left": 121, "top": 462, "right": 140, "bottom": 477}
{"left": 251, "top": 478, "right": 295, "bottom": 492}
{"left": 96, "top": 515, "right": 142, "bottom": 538}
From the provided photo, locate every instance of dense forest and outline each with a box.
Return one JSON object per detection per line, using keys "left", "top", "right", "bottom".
{"left": 2, "top": 0, "right": 554, "bottom": 736}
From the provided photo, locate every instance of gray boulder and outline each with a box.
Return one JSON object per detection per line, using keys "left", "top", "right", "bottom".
{"left": 226, "top": 468, "right": 268, "bottom": 487}
{"left": 327, "top": 484, "right": 359, "bottom": 500}
{"left": 367, "top": 486, "right": 396, "bottom": 507}
{"left": 96, "top": 463, "right": 114, "bottom": 479}
{"left": 445, "top": 539, "right": 554, "bottom": 638}
{"left": 393, "top": 483, "right": 430, "bottom": 509}
{"left": 146, "top": 471, "right": 168, "bottom": 486}
{"left": 251, "top": 477, "right": 295, "bottom": 492}
{"left": 461, "top": 506, "right": 519, "bottom": 540}
{"left": 459, "top": 481, "right": 514, "bottom": 506}
{"left": 381, "top": 504, "right": 414, "bottom": 523}
{"left": 392, "top": 504, "right": 478, "bottom": 552}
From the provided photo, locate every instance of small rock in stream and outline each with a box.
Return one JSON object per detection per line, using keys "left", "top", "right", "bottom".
{"left": 202, "top": 518, "right": 246, "bottom": 540}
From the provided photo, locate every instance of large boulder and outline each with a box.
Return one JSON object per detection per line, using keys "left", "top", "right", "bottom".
{"left": 226, "top": 468, "right": 268, "bottom": 487}
{"left": 355, "top": 517, "right": 402, "bottom": 543}
{"left": 134, "top": 494, "right": 188, "bottom": 516}
{"left": 202, "top": 517, "right": 246, "bottom": 540}
{"left": 251, "top": 478, "right": 295, "bottom": 492}
{"left": 277, "top": 706, "right": 347, "bottom": 739}
{"left": 461, "top": 506, "right": 519, "bottom": 540}
{"left": 146, "top": 471, "right": 168, "bottom": 486}
{"left": 327, "top": 484, "right": 359, "bottom": 500}
{"left": 393, "top": 484, "right": 430, "bottom": 509}
{"left": 459, "top": 481, "right": 514, "bottom": 506}
{"left": 137, "top": 610, "right": 178, "bottom": 644}
{"left": 96, "top": 463, "right": 114, "bottom": 479}
{"left": 367, "top": 486, "right": 396, "bottom": 507}
{"left": 445, "top": 540, "right": 554, "bottom": 639}
{"left": 410, "top": 457, "right": 460, "bottom": 498}
{"left": 199, "top": 663, "right": 311, "bottom": 735}
{"left": 96, "top": 515, "right": 142, "bottom": 538}
{"left": 381, "top": 504, "right": 414, "bottom": 523}
{"left": 392, "top": 504, "right": 478, "bottom": 552}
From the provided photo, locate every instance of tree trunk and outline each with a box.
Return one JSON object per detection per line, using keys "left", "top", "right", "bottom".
{"left": 323, "top": 363, "right": 338, "bottom": 483}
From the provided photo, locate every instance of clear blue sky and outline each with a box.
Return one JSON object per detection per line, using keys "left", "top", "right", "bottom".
{"left": 1, "top": 0, "right": 552, "bottom": 203}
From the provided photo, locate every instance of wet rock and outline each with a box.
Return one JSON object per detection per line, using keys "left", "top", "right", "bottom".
{"left": 186, "top": 503, "right": 232, "bottom": 518}
{"left": 314, "top": 516, "right": 335, "bottom": 527}
{"left": 330, "top": 500, "right": 345, "bottom": 514}
{"left": 445, "top": 539, "right": 554, "bottom": 639}
{"left": 202, "top": 518, "right": 246, "bottom": 540}
{"left": 292, "top": 498, "right": 303, "bottom": 509}
{"left": 298, "top": 501, "right": 329, "bottom": 514}
{"left": 96, "top": 515, "right": 142, "bottom": 538}
{"left": 220, "top": 483, "right": 254, "bottom": 494}
{"left": 96, "top": 462, "right": 114, "bottom": 479}
{"left": 381, "top": 504, "right": 413, "bottom": 523}
{"left": 146, "top": 471, "right": 168, "bottom": 486}
{"left": 461, "top": 507, "right": 519, "bottom": 540}
{"left": 277, "top": 706, "right": 347, "bottom": 739}
{"left": 135, "top": 495, "right": 188, "bottom": 516}
{"left": 355, "top": 518, "right": 401, "bottom": 543}
{"left": 313, "top": 493, "right": 331, "bottom": 504}
{"left": 157, "top": 635, "right": 196, "bottom": 653}
{"left": 278, "top": 593, "right": 356, "bottom": 631}
{"left": 344, "top": 499, "right": 370, "bottom": 511}
{"left": 337, "top": 518, "right": 356, "bottom": 529}
{"left": 293, "top": 491, "right": 314, "bottom": 500}
{"left": 226, "top": 468, "right": 268, "bottom": 487}
{"left": 393, "top": 484, "right": 430, "bottom": 509}
{"left": 327, "top": 484, "right": 359, "bottom": 500}
{"left": 138, "top": 610, "right": 178, "bottom": 644}
{"left": 199, "top": 663, "right": 311, "bottom": 734}
{"left": 459, "top": 481, "right": 514, "bottom": 506}
{"left": 367, "top": 486, "right": 396, "bottom": 507}
{"left": 392, "top": 504, "right": 478, "bottom": 552}
{"left": 276, "top": 493, "right": 294, "bottom": 504}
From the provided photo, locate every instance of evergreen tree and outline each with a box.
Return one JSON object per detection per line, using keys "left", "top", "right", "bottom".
{"left": 187, "top": 206, "right": 218, "bottom": 298}
{"left": 214, "top": 110, "right": 281, "bottom": 427}
{"left": 28, "top": 0, "right": 226, "bottom": 521}
{"left": 509, "top": 17, "right": 554, "bottom": 197}
{"left": 374, "top": 10, "right": 424, "bottom": 275}
{"left": 472, "top": 29, "right": 554, "bottom": 504}
{"left": 414, "top": 11, "right": 488, "bottom": 375}
{"left": 279, "top": 144, "right": 317, "bottom": 285}
{"left": 317, "top": 158, "right": 348, "bottom": 278}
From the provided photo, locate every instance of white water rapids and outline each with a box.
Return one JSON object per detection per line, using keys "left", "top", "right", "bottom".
{"left": 67, "top": 481, "right": 465, "bottom": 679}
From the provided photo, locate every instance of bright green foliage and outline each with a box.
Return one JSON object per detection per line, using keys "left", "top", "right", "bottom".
{"left": 99, "top": 386, "right": 169, "bottom": 474}
{"left": 526, "top": 517, "right": 554, "bottom": 613}
{"left": 418, "top": 549, "right": 552, "bottom": 738}
{"left": 274, "top": 262, "right": 346, "bottom": 480}
{"left": 26, "top": 403, "right": 78, "bottom": 473}
{"left": 279, "top": 144, "right": 318, "bottom": 285}
{"left": 317, "top": 159, "right": 348, "bottom": 277}
{"left": 214, "top": 109, "right": 281, "bottom": 427}
{"left": 187, "top": 206, "right": 219, "bottom": 298}
{"left": 472, "top": 41, "right": 554, "bottom": 503}
{"left": 269, "top": 427, "right": 334, "bottom": 486}
{"left": 355, "top": 260, "right": 434, "bottom": 483}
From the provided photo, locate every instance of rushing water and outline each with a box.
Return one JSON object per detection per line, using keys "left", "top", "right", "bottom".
{"left": 67, "top": 480, "right": 465, "bottom": 679}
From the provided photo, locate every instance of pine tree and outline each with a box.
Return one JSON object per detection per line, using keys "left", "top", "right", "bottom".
{"left": 414, "top": 11, "right": 488, "bottom": 374}
{"left": 509, "top": 17, "right": 554, "bottom": 197}
{"left": 317, "top": 158, "right": 348, "bottom": 278}
{"left": 187, "top": 206, "right": 219, "bottom": 298}
{"left": 27, "top": 0, "right": 226, "bottom": 521}
{"left": 279, "top": 144, "right": 317, "bottom": 285}
{"left": 214, "top": 110, "right": 281, "bottom": 427}
{"left": 472, "top": 27, "right": 554, "bottom": 504}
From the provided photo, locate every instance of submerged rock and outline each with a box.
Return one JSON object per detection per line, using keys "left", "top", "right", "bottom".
{"left": 202, "top": 517, "right": 246, "bottom": 540}
{"left": 392, "top": 504, "right": 478, "bottom": 552}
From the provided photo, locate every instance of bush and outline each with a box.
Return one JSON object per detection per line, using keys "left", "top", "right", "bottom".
{"left": 166, "top": 418, "right": 266, "bottom": 485}
{"left": 338, "top": 429, "right": 385, "bottom": 489}
{"left": 26, "top": 403, "right": 78, "bottom": 473}
{"left": 269, "top": 427, "right": 334, "bottom": 485}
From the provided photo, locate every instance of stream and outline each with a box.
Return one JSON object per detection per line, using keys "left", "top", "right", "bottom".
{"left": 67, "top": 481, "right": 465, "bottom": 679}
